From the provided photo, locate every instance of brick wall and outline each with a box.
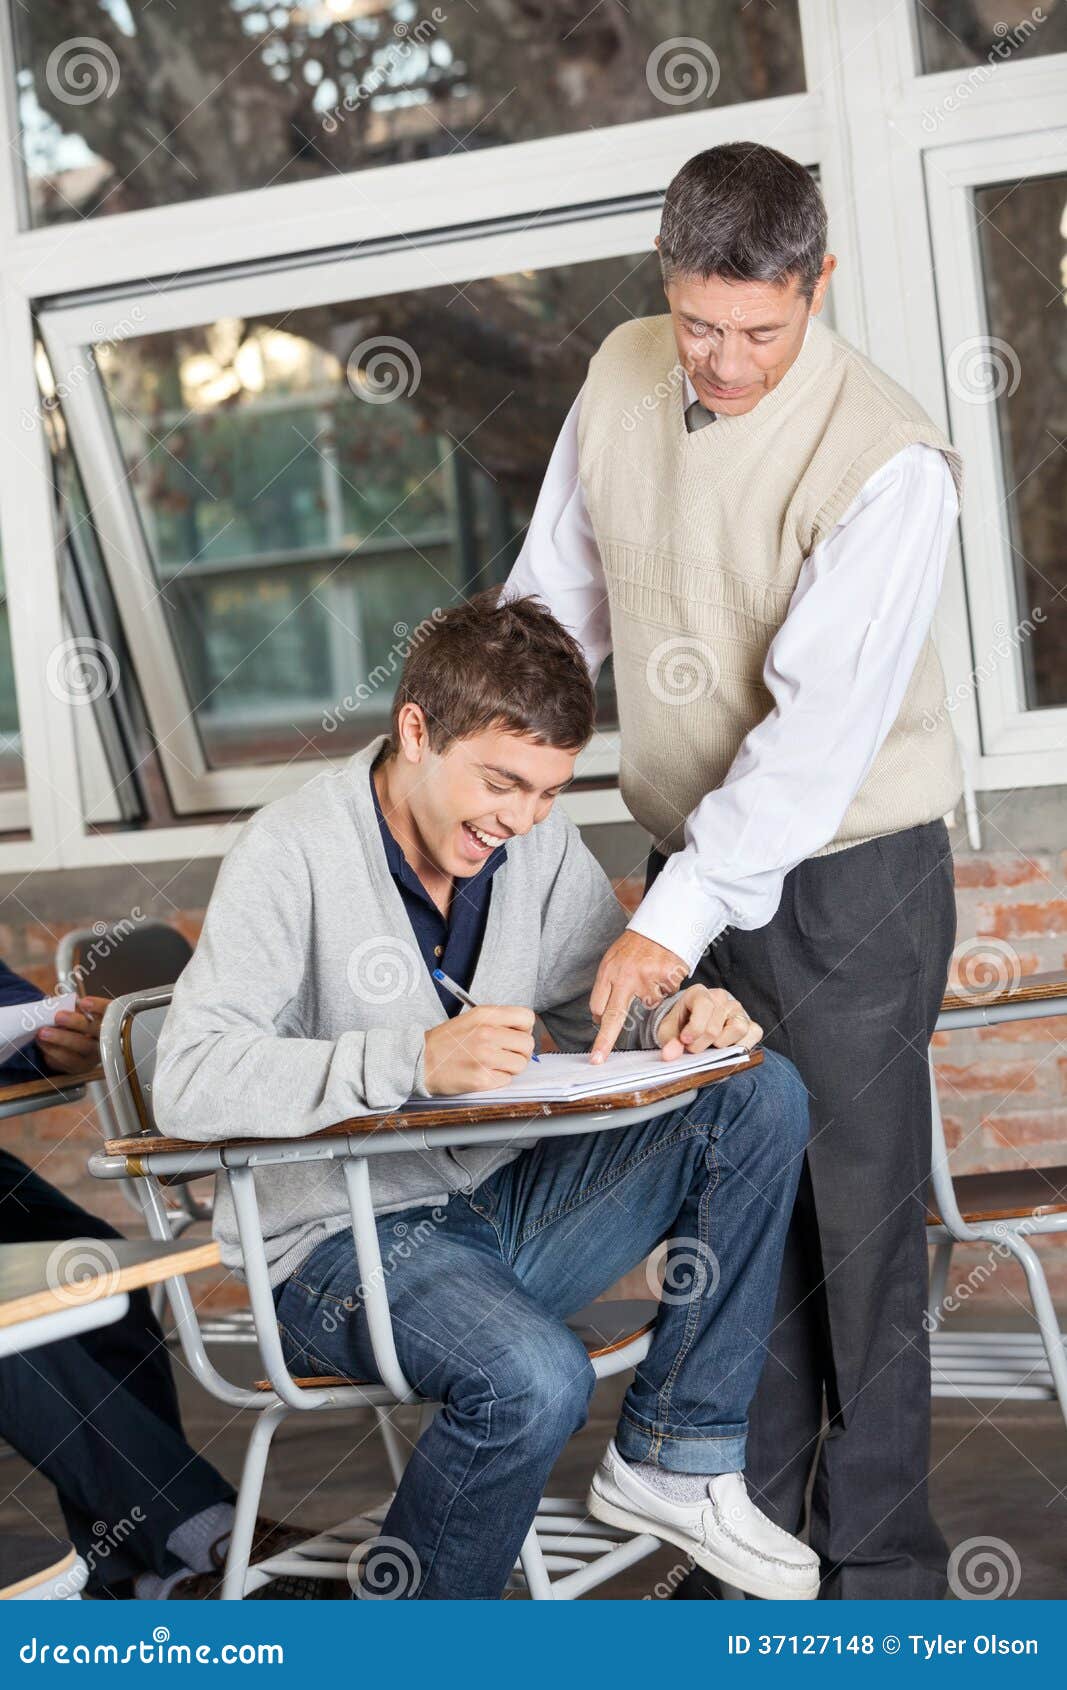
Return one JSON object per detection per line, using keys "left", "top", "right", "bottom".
{"left": 934, "top": 851, "right": 1067, "bottom": 1312}
{"left": 3, "top": 843, "right": 1065, "bottom": 1320}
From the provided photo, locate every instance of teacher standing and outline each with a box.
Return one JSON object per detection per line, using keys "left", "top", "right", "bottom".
{"left": 506, "top": 141, "right": 962, "bottom": 1600}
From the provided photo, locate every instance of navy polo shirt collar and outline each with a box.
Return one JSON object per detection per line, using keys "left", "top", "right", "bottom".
{"left": 368, "top": 765, "right": 507, "bottom": 1011}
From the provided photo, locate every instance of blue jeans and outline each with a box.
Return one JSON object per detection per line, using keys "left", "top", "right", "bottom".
{"left": 273, "top": 1049, "right": 809, "bottom": 1598}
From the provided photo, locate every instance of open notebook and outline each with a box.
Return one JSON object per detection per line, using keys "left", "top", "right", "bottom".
{"left": 407, "top": 1043, "right": 750, "bottom": 1107}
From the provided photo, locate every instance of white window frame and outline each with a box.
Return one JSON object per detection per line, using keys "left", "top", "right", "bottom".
{"left": 39, "top": 206, "right": 670, "bottom": 818}
{"left": 0, "top": 0, "right": 1062, "bottom": 870}
{"left": 924, "top": 129, "right": 1067, "bottom": 780}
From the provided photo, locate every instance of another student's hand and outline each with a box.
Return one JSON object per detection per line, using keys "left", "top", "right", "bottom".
{"left": 35, "top": 995, "right": 109, "bottom": 1075}
{"left": 654, "top": 986, "right": 762, "bottom": 1062}
{"left": 590, "top": 931, "right": 688, "bottom": 1063}
{"left": 424, "top": 1005, "right": 537, "bottom": 1095}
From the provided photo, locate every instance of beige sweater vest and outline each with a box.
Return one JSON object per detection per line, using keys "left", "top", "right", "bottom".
{"left": 577, "top": 312, "right": 965, "bottom": 857}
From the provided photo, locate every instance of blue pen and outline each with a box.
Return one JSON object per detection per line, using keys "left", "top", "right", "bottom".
{"left": 432, "top": 968, "right": 540, "bottom": 1061}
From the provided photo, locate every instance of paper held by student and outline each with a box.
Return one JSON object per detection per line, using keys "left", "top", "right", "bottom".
{"left": 0, "top": 992, "right": 76, "bottom": 1067}
{"left": 410, "top": 1043, "right": 751, "bottom": 1107}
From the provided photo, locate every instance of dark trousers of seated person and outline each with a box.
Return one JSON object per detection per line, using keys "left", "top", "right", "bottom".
{"left": 660, "top": 818, "right": 957, "bottom": 1602}
{"left": 274, "top": 1052, "right": 809, "bottom": 1599}
{"left": 0, "top": 1149, "right": 234, "bottom": 1593}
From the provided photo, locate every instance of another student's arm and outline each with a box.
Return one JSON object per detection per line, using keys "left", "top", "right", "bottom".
{"left": 153, "top": 820, "right": 430, "bottom": 1141}
{"left": 35, "top": 997, "right": 109, "bottom": 1075}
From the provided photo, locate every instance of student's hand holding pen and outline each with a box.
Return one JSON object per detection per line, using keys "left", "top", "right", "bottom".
{"left": 424, "top": 1004, "right": 538, "bottom": 1096}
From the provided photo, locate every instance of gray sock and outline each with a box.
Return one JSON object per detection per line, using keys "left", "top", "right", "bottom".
{"left": 625, "top": 1457, "right": 717, "bottom": 1504}
{"left": 166, "top": 1501, "right": 235, "bottom": 1574}
{"left": 133, "top": 1565, "right": 195, "bottom": 1600}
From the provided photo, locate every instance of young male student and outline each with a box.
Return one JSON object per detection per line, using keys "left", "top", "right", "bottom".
{"left": 154, "top": 591, "right": 820, "bottom": 1601}
{"left": 0, "top": 960, "right": 319, "bottom": 1599}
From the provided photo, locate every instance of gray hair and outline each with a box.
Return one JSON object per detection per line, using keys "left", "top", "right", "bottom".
{"left": 658, "top": 142, "right": 827, "bottom": 304}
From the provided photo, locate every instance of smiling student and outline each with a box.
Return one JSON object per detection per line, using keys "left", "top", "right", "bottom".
{"left": 154, "top": 590, "right": 819, "bottom": 1601}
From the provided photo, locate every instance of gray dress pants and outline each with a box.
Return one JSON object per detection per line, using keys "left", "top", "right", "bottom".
{"left": 658, "top": 818, "right": 957, "bottom": 1600}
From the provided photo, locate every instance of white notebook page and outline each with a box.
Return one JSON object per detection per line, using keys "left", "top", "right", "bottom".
{"left": 405, "top": 1044, "right": 749, "bottom": 1107}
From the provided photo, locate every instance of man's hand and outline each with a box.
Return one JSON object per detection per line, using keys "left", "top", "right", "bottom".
{"left": 589, "top": 932, "right": 688, "bottom": 1064}
{"left": 35, "top": 995, "right": 109, "bottom": 1076}
{"left": 424, "top": 1005, "right": 537, "bottom": 1096}
{"left": 654, "top": 985, "right": 762, "bottom": 1062}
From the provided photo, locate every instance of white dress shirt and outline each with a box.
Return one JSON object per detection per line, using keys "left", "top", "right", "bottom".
{"left": 505, "top": 358, "right": 960, "bottom": 971}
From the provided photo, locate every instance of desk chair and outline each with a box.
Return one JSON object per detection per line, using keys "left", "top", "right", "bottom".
{"left": 91, "top": 986, "right": 685, "bottom": 1600}
{"left": 926, "top": 971, "right": 1067, "bottom": 1429}
{"left": 56, "top": 923, "right": 246, "bottom": 1336}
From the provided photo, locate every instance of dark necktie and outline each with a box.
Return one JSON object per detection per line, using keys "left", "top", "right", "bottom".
{"left": 684, "top": 398, "right": 717, "bottom": 433}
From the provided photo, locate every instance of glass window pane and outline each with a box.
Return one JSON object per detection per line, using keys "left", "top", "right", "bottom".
{"left": 916, "top": 2, "right": 1067, "bottom": 73}
{"left": 13, "top": 2, "right": 804, "bottom": 227}
{"left": 971, "top": 173, "right": 1067, "bottom": 709}
{"left": 95, "top": 249, "right": 666, "bottom": 770}
{"left": 0, "top": 548, "right": 24, "bottom": 792}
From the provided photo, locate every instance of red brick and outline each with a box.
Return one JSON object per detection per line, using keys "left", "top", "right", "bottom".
{"left": 984, "top": 1109, "right": 1067, "bottom": 1150}
{"left": 954, "top": 856, "right": 1048, "bottom": 889}
{"left": 934, "top": 1060, "right": 1039, "bottom": 1095}
{"left": 170, "top": 912, "right": 204, "bottom": 948}
{"left": 612, "top": 878, "right": 644, "bottom": 916}
{"left": 940, "top": 1114, "right": 964, "bottom": 1150}
{"left": 980, "top": 901, "right": 1067, "bottom": 938}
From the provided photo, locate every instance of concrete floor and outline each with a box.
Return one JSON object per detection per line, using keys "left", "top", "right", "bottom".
{"left": 2, "top": 1337, "right": 1065, "bottom": 1600}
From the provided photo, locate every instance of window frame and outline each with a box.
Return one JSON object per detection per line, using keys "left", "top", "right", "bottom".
{"left": 923, "top": 128, "right": 1067, "bottom": 779}
{"left": 39, "top": 204, "right": 670, "bottom": 817}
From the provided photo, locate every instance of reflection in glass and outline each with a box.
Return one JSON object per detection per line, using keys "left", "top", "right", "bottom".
{"left": 0, "top": 549, "right": 24, "bottom": 792}
{"left": 95, "top": 250, "right": 666, "bottom": 768}
{"left": 916, "top": 1, "right": 1066, "bottom": 73}
{"left": 12, "top": 2, "right": 804, "bottom": 226}
{"left": 972, "top": 174, "right": 1067, "bottom": 709}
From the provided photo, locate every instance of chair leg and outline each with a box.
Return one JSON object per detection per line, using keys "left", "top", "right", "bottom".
{"left": 927, "top": 1241, "right": 954, "bottom": 1329}
{"left": 148, "top": 1281, "right": 167, "bottom": 1328}
{"left": 518, "top": 1521, "right": 554, "bottom": 1600}
{"left": 220, "top": 1403, "right": 288, "bottom": 1600}
{"left": 995, "top": 1232, "right": 1067, "bottom": 1433}
{"left": 373, "top": 1408, "right": 408, "bottom": 1489}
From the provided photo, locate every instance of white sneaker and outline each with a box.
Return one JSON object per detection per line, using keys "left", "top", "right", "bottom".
{"left": 587, "top": 1441, "right": 820, "bottom": 1601}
